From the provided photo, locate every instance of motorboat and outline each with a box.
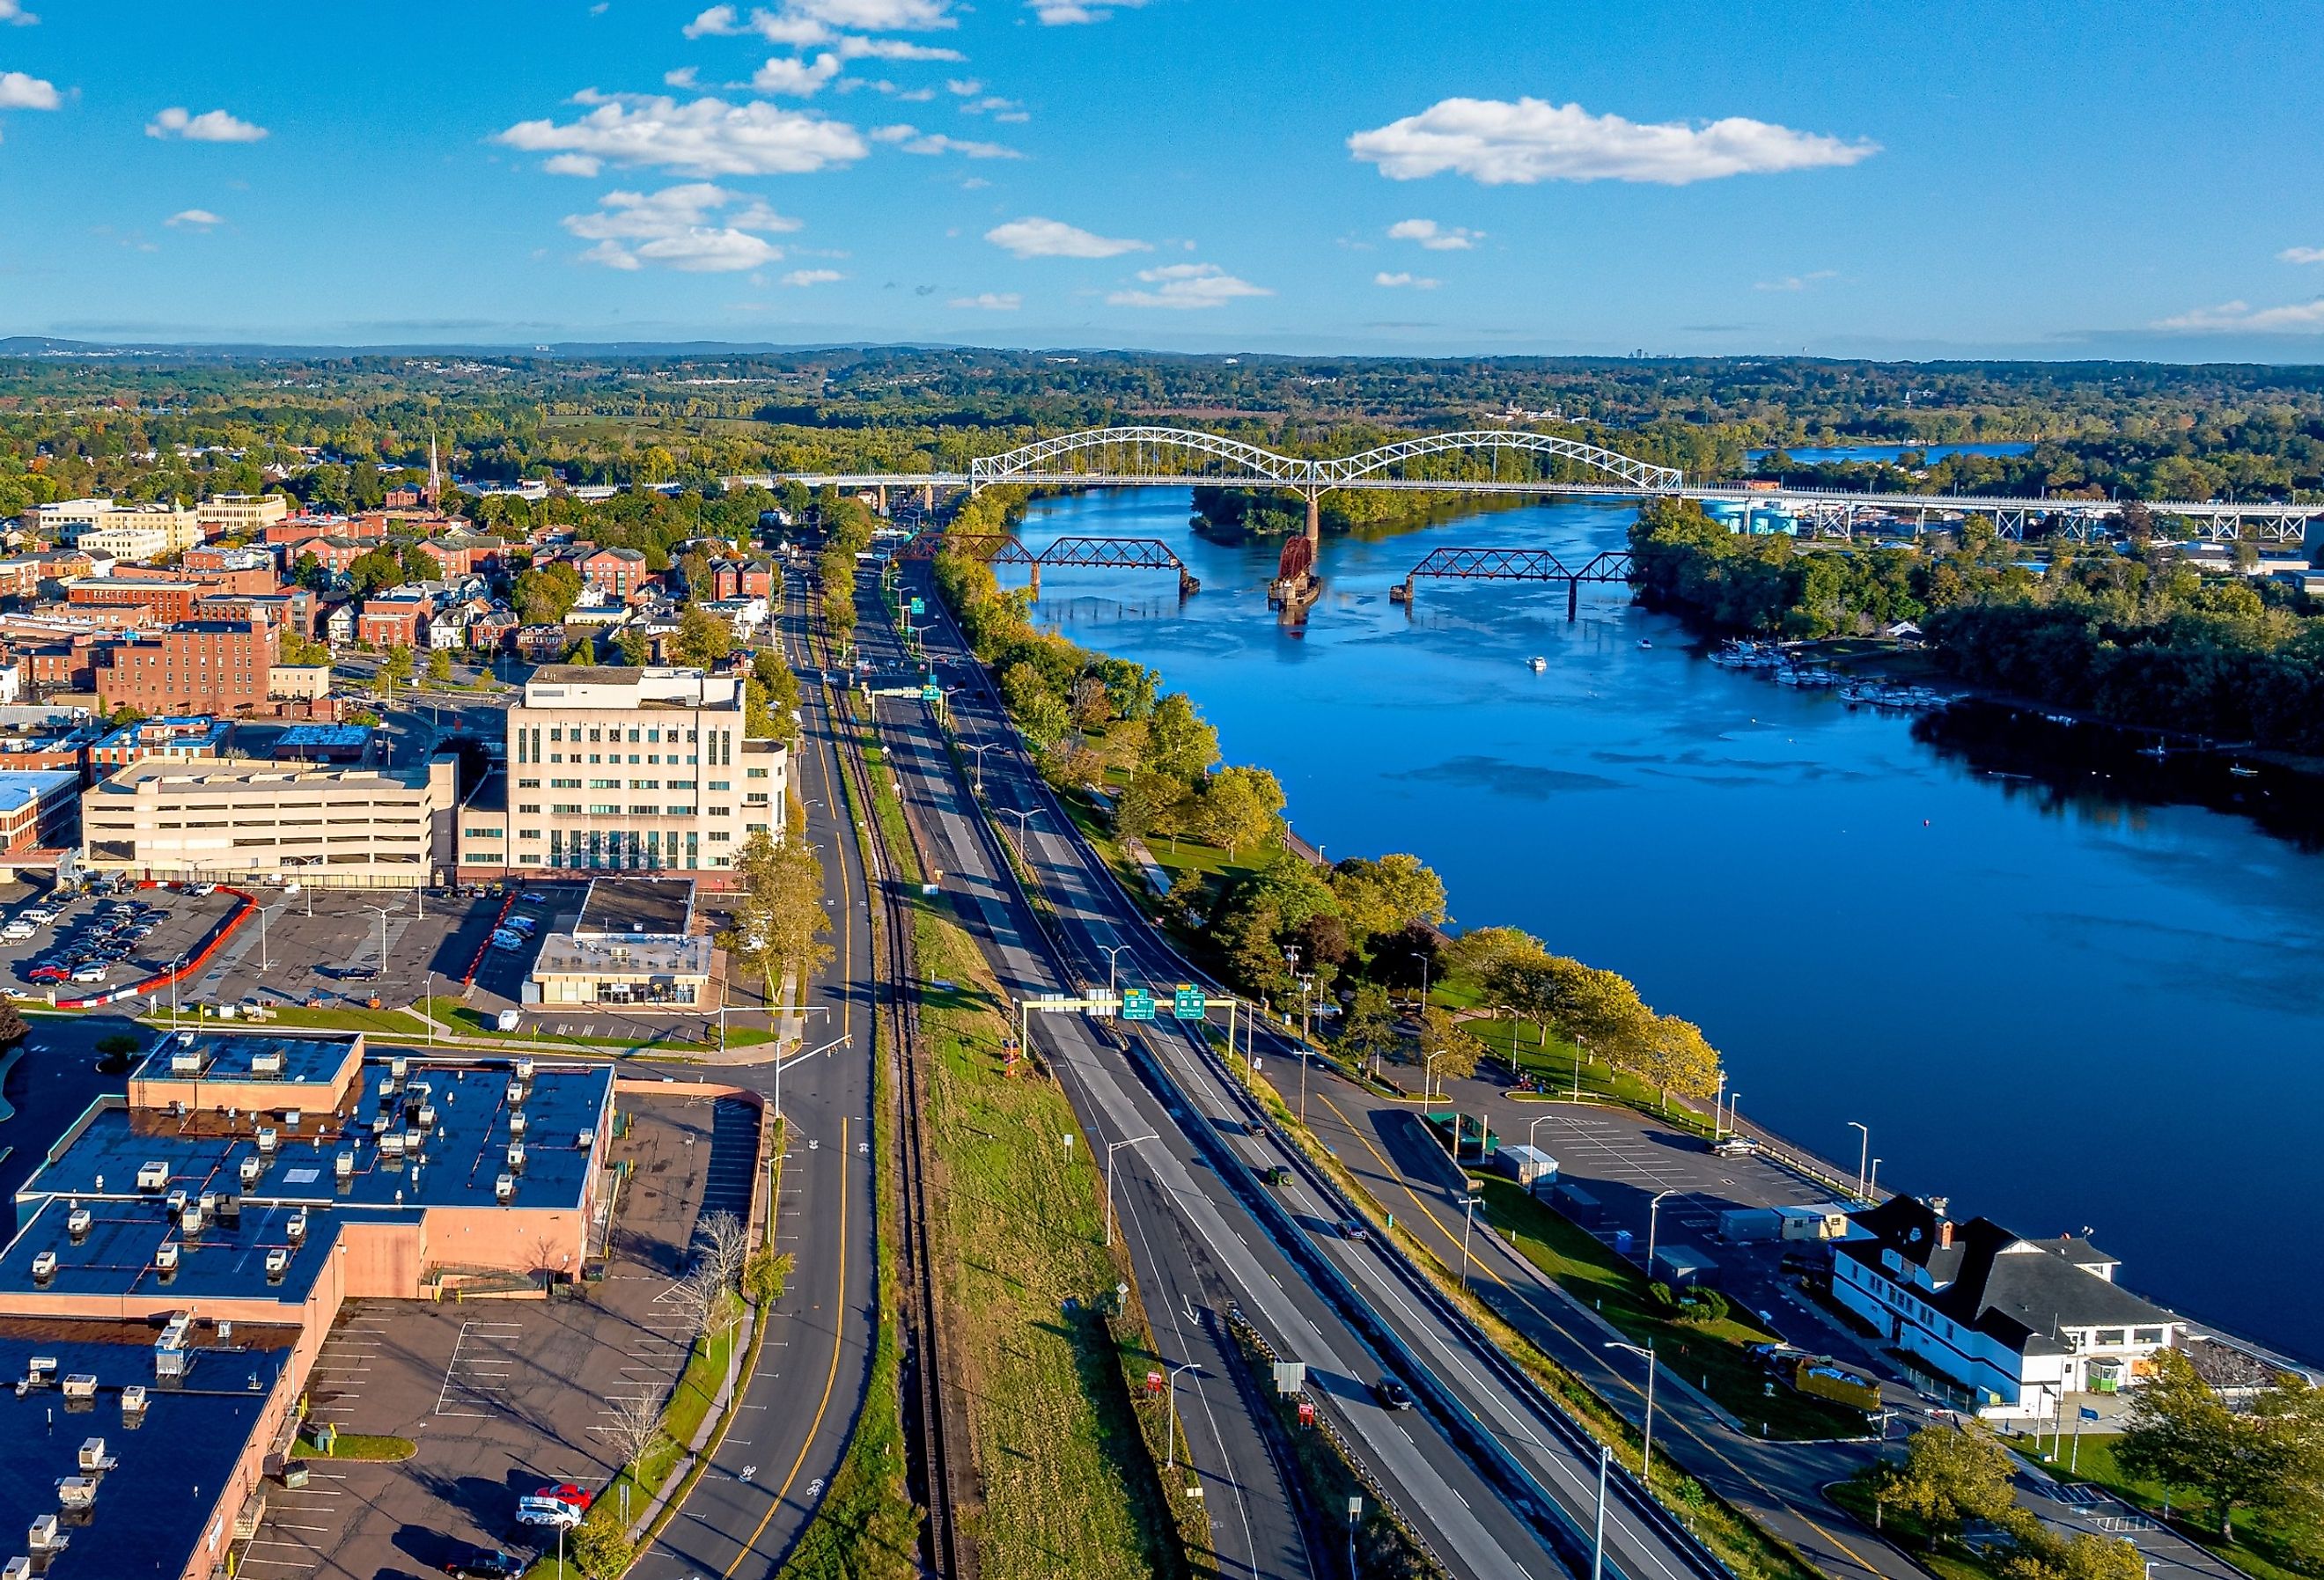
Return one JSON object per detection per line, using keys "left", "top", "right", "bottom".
{"left": 1527, "top": 656, "right": 1547, "bottom": 671}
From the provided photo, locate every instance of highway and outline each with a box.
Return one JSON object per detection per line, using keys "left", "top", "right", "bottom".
{"left": 866, "top": 556, "right": 1730, "bottom": 1580}
{"left": 626, "top": 571, "right": 879, "bottom": 1580}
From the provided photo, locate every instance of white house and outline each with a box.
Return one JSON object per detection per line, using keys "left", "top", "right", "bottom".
{"left": 1831, "top": 1194, "right": 2183, "bottom": 1420}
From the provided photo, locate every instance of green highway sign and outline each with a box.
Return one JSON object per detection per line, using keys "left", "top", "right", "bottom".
{"left": 922, "top": 682, "right": 941, "bottom": 702}
{"left": 909, "top": 597, "right": 925, "bottom": 615}
{"left": 1122, "top": 988, "right": 1156, "bottom": 1021}
{"left": 1172, "top": 985, "right": 1207, "bottom": 1020}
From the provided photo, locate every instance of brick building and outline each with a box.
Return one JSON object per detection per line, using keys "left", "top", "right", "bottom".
{"left": 577, "top": 546, "right": 651, "bottom": 601}
{"left": 357, "top": 595, "right": 428, "bottom": 648}
{"left": 92, "top": 617, "right": 272, "bottom": 716}
{"left": 68, "top": 577, "right": 202, "bottom": 623}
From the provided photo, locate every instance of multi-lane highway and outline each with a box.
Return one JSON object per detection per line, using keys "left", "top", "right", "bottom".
{"left": 859, "top": 555, "right": 1732, "bottom": 1580}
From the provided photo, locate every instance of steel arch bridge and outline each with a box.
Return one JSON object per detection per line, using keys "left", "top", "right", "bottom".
{"left": 963, "top": 425, "right": 1683, "bottom": 494}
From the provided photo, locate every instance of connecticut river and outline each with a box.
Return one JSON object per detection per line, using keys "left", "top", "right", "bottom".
{"left": 1006, "top": 488, "right": 2323, "bottom": 1362}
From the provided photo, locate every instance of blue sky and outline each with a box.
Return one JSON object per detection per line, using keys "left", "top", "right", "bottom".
{"left": 4, "top": 0, "right": 2323, "bottom": 358}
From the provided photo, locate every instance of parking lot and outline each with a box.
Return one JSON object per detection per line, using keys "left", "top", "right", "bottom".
{"left": 241, "top": 1093, "right": 756, "bottom": 1580}
{"left": 0, "top": 879, "right": 245, "bottom": 998}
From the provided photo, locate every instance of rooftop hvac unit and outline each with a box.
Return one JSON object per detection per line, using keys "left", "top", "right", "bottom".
{"left": 264, "top": 1248, "right": 289, "bottom": 1281}
{"left": 514, "top": 1057, "right": 534, "bottom": 1083}
{"left": 119, "top": 1385, "right": 145, "bottom": 1418}
{"left": 165, "top": 1189, "right": 188, "bottom": 1218}
{"left": 77, "top": 1439, "right": 113, "bottom": 1474}
{"left": 152, "top": 1346, "right": 186, "bottom": 1381}
{"left": 379, "top": 1134, "right": 406, "bottom": 1160}
{"left": 217, "top": 1194, "right": 240, "bottom": 1228}
{"left": 286, "top": 1211, "right": 306, "bottom": 1243}
{"left": 4, "top": 1554, "right": 28, "bottom": 1579}
{"left": 494, "top": 1173, "right": 514, "bottom": 1203}
{"left": 65, "top": 1209, "right": 89, "bottom": 1242}
{"left": 239, "top": 1156, "right": 262, "bottom": 1187}
{"left": 53, "top": 1478, "right": 93, "bottom": 1511}
{"left": 169, "top": 1048, "right": 202, "bottom": 1075}
{"left": 136, "top": 1162, "right": 167, "bottom": 1194}
{"left": 29, "top": 1252, "right": 55, "bottom": 1284}
{"left": 59, "top": 1376, "right": 94, "bottom": 1401}
{"left": 415, "top": 1105, "right": 436, "bottom": 1131}
{"left": 505, "top": 1143, "right": 525, "bottom": 1173}
{"left": 179, "top": 1204, "right": 204, "bottom": 1237}
{"left": 389, "top": 1055, "right": 408, "bottom": 1081}
{"left": 25, "top": 1357, "right": 55, "bottom": 1385}
{"left": 509, "top": 1112, "right": 526, "bottom": 1139}
{"left": 577, "top": 1128, "right": 595, "bottom": 1150}
{"left": 505, "top": 1081, "right": 525, "bottom": 1106}
{"left": 249, "top": 1049, "right": 283, "bottom": 1077}
{"left": 283, "top": 1109, "right": 301, "bottom": 1131}
{"left": 334, "top": 1152, "right": 354, "bottom": 1180}
{"left": 198, "top": 1193, "right": 217, "bottom": 1218}
{"left": 256, "top": 1128, "right": 278, "bottom": 1155}
{"left": 153, "top": 1243, "right": 178, "bottom": 1272}
{"left": 27, "top": 1515, "right": 63, "bottom": 1554}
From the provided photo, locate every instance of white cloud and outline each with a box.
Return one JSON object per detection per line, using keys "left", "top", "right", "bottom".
{"left": 1386, "top": 217, "right": 1480, "bottom": 251}
{"left": 958, "top": 94, "right": 1023, "bottom": 120}
{"left": 985, "top": 216, "right": 1147, "bottom": 258}
{"left": 950, "top": 290, "right": 1020, "bottom": 310}
{"left": 2278, "top": 246, "right": 2324, "bottom": 265}
{"left": 544, "top": 151, "right": 605, "bottom": 176}
{"left": 1107, "top": 261, "right": 1269, "bottom": 310}
{"left": 1349, "top": 96, "right": 1877, "bottom": 186}
{"left": 945, "top": 77, "right": 980, "bottom": 95}
{"left": 868, "top": 122, "right": 1017, "bottom": 157}
{"left": 1028, "top": 0, "right": 1144, "bottom": 20}
{"left": 2153, "top": 298, "right": 2324, "bottom": 334}
{"left": 793, "top": 0, "right": 953, "bottom": 26}
{"left": 664, "top": 66, "right": 702, "bottom": 89}
{"left": 835, "top": 35, "right": 962, "bottom": 60}
{"left": 165, "top": 208, "right": 223, "bottom": 229}
{"left": 1373, "top": 271, "right": 1438, "bottom": 290}
{"left": 145, "top": 105, "right": 268, "bottom": 143}
{"left": 0, "top": 2, "right": 38, "bottom": 25}
{"left": 753, "top": 53, "right": 842, "bottom": 94}
{"left": 1754, "top": 269, "right": 1836, "bottom": 292}
{"left": 0, "top": 69, "right": 56, "bottom": 109}
{"left": 563, "top": 181, "right": 803, "bottom": 272}
{"left": 501, "top": 92, "right": 867, "bottom": 176}
{"left": 781, "top": 267, "right": 844, "bottom": 285}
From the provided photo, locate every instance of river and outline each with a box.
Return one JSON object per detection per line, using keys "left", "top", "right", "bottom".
{"left": 1004, "top": 487, "right": 2322, "bottom": 1363}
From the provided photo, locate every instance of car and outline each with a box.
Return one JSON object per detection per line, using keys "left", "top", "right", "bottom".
{"left": 343, "top": 967, "right": 380, "bottom": 983}
{"left": 489, "top": 934, "right": 526, "bottom": 952}
{"left": 1258, "top": 1165, "right": 1291, "bottom": 1186}
{"left": 537, "top": 1483, "right": 592, "bottom": 1512}
{"left": 518, "top": 891, "right": 548, "bottom": 905}
{"left": 188, "top": 884, "right": 218, "bottom": 897}
{"left": 514, "top": 1495, "right": 584, "bottom": 1530}
{"left": 1372, "top": 1377, "right": 1416, "bottom": 1410}
{"left": 1339, "top": 1218, "right": 1369, "bottom": 1242}
{"left": 68, "top": 965, "right": 107, "bottom": 982}
{"left": 442, "top": 1549, "right": 527, "bottom": 1579}
{"left": 1710, "top": 1135, "right": 1761, "bottom": 1157}
{"left": 27, "top": 966, "right": 67, "bottom": 982}
{"left": 2, "top": 925, "right": 34, "bottom": 941}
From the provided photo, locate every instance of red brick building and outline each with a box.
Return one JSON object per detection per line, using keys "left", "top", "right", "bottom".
{"left": 68, "top": 577, "right": 201, "bottom": 622}
{"left": 93, "top": 618, "right": 273, "bottom": 716}
{"left": 710, "top": 557, "right": 777, "bottom": 599}
{"left": 577, "top": 546, "right": 650, "bottom": 601}
{"left": 357, "top": 595, "right": 428, "bottom": 648}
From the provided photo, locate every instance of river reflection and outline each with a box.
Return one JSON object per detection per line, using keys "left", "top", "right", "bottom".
{"left": 1005, "top": 489, "right": 2324, "bottom": 1361}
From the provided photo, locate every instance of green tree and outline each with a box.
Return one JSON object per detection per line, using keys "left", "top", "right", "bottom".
{"left": 2000, "top": 1527, "right": 2149, "bottom": 1580}
{"left": 1328, "top": 854, "right": 1449, "bottom": 949}
{"left": 426, "top": 648, "right": 452, "bottom": 686}
{"left": 1416, "top": 1005, "right": 1485, "bottom": 1085}
{"left": 1195, "top": 765, "right": 1286, "bottom": 857}
{"left": 1143, "top": 692, "right": 1220, "bottom": 782}
{"left": 1875, "top": 1425, "right": 2020, "bottom": 1546}
{"left": 513, "top": 560, "right": 584, "bottom": 625}
{"left": 289, "top": 551, "right": 328, "bottom": 591}
{"left": 673, "top": 605, "right": 732, "bottom": 669}
{"left": 379, "top": 643, "right": 415, "bottom": 690}
{"left": 2116, "top": 1348, "right": 2324, "bottom": 1540}
{"left": 1335, "top": 982, "right": 1401, "bottom": 1073}
{"left": 400, "top": 544, "right": 437, "bottom": 585}
{"left": 613, "top": 627, "right": 651, "bottom": 667}
{"left": 347, "top": 547, "right": 404, "bottom": 596}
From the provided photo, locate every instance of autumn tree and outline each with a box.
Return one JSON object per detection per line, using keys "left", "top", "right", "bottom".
{"left": 2116, "top": 1349, "right": 2324, "bottom": 1540}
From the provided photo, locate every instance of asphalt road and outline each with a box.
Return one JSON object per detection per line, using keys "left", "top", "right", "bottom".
{"left": 623, "top": 573, "right": 879, "bottom": 1580}
{"left": 872, "top": 562, "right": 1714, "bottom": 1580}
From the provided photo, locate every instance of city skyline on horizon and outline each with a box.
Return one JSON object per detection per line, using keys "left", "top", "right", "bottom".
{"left": 3, "top": 1, "right": 2322, "bottom": 363}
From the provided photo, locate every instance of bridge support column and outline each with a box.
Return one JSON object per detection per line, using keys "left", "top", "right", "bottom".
{"left": 921, "top": 481, "right": 934, "bottom": 511}
{"left": 1304, "top": 489, "right": 1321, "bottom": 548}
{"left": 1567, "top": 577, "right": 1580, "bottom": 622}
{"left": 875, "top": 483, "right": 889, "bottom": 516}
{"left": 1027, "top": 562, "right": 1041, "bottom": 599}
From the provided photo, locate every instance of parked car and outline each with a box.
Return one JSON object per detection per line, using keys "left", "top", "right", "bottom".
{"left": 1372, "top": 1377, "right": 1415, "bottom": 1410}
{"left": 489, "top": 934, "right": 526, "bottom": 952}
{"left": 1710, "top": 1135, "right": 1760, "bottom": 1157}
{"left": 27, "top": 966, "right": 68, "bottom": 982}
{"left": 518, "top": 892, "right": 548, "bottom": 905}
{"left": 442, "top": 1549, "right": 527, "bottom": 1579}
{"left": 68, "top": 965, "right": 107, "bottom": 982}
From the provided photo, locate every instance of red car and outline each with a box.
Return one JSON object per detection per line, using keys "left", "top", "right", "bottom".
{"left": 26, "top": 966, "right": 67, "bottom": 982}
{"left": 538, "top": 1483, "right": 592, "bottom": 1512}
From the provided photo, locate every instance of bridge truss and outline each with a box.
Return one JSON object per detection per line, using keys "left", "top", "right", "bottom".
{"left": 895, "top": 531, "right": 1199, "bottom": 595}
{"left": 1392, "top": 546, "right": 1636, "bottom": 620}
{"left": 964, "top": 425, "right": 1683, "bottom": 494}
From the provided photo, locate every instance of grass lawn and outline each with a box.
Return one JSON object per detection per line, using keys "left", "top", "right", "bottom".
{"left": 1472, "top": 1178, "right": 1869, "bottom": 1441}
{"left": 144, "top": 1005, "right": 430, "bottom": 1036}
{"left": 294, "top": 1430, "right": 416, "bottom": 1461}
{"left": 424, "top": 997, "right": 775, "bottom": 1051}
{"left": 913, "top": 892, "right": 1194, "bottom": 1580}
{"left": 2027, "top": 1431, "right": 2311, "bottom": 1580}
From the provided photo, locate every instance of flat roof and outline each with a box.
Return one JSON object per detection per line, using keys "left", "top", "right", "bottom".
{"left": 274, "top": 724, "right": 371, "bottom": 750}
{"left": 0, "top": 1195, "right": 340, "bottom": 1308}
{"left": 0, "top": 769, "right": 80, "bottom": 811}
{"left": 577, "top": 876, "right": 695, "bottom": 940}
{"left": 535, "top": 932, "right": 715, "bottom": 980}
{"left": 25, "top": 1061, "right": 612, "bottom": 1216}
{"left": 132, "top": 1032, "right": 358, "bottom": 1091}
{"left": 0, "top": 1322, "right": 287, "bottom": 1577}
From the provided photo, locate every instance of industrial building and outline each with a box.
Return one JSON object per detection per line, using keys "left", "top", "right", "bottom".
{"left": 528, "top": 875, "right": 716, "bottom": 1007}
{"left": 0, "top": 1030, "right": 618, "bottom": 1578}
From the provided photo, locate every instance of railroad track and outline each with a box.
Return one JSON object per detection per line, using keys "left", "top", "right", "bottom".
{"left": 815, "top": 575, "right": 970, "bottom": 1579}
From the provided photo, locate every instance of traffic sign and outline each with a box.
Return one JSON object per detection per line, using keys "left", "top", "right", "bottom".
{"left": 1122, "top": 988, "right": 1156, "bottom": 1021}
{"left": 921, "top": 682, "right": 941, "bottom": 702}
{"left": 908, "top": 597, "right": 925, "bottom": 615}
{"left": 1172, "top": 985, "right": 1207, "bottom": 1020}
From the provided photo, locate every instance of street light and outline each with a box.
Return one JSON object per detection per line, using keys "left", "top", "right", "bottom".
{"left": 1423, "top": 1051, "right": 1443, "bottom": 1105}
{"left": 1163, "top": 1360, "right": 1200, "bottom": 1472}
{"left": 1848, "top": 1121, "right": 1871, "bottom": 1201}
{"left": 1460, "top": 1184, "right": 1480, "bottom": 1290}
{"left": 1869, "top": 1157, "right": 1882, "bottom": 1200}
{"left": 1103, "top": 1132, "right": 1158, "bottom": 1248}
{"left": 1645, "top": 1187, "right": 1677, "bottom": 1275}
{"left": 1604, "top": 1338, "right": 1659, "bottom": 1482}
{"left": 1528, "top": 1113, "right": 1554, "bottom": 1150}
{"left": 1713, "top": 1070, "right": 1727, "bottom": 1141}
{"left": 361, "top": 904, "right": 393, "bottom": 979}
{"left": 1592, "top": 1443, "right": 1612, "bottom": 1580}
{"left": 1001, "top": 805, "right": 1041, "bottom": 845}
{"left": 1726, "top": 1092, "right": 1741, "bottom": 1138}
{"left": 255, "top": 903, "right": 287, "bottom": 973}
{"left": 168, "top": 952, "right": 188, "bottom": 1027}
{"left": 964, "top": 739, "right": 1002, "bottom": 796}
{"left": 776, "top": 1033, "right": 849, "bottom": 1121}
{"left": 1099, "top": 943, "right": 1130, "bottom": 996}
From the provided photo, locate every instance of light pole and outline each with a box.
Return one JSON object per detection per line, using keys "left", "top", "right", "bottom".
{"left": 1713, "top": 1069, "right": 1726, "bottom": 1140}
{"left": 423, "top": 968, "right": 436, "bottom": 1048}
{"left": 1100, "top": 943, "right": 1130, "bottom": 996}
{"left": 1423, "top": 1051, "right": 1443, "bottom": 1105}
{"left": 168, "top": 953, "right": 187, "bottom": 1026}
{"left": 1848, "top": 1121, "right": 1871, "bottom": 1201}
{"left": 1103, "top": 1132, "right": 1157, "bottom": 1248}
{"left": 256, "top": 904, "right": 286, "bottom": 972}
{"left": 1869, "top": 1157, "right": 1882, "bottom": 1199}
{"left": 362, "top": 903, "right": 393, "bottom": 980}
{"left": 964, "top": 739, "right": 1001, "bottom": 796}
{"left": 1592, "top": 1443, "right": 1611, "bottom": 1580}
{"left": 1164, "top": 1360, "right": 1200, "bottom": 1472}
{"left": 1645, "top": 1188, "right": 1677, "bottom": 1275}
{"left": 1001, "top": 805, "right": 1041, "bottom": 847}
{"left": 1295, "top": 974, "right": 1315, "bottom": 1125}
{"left": 1605, "top": 1338, "right": 1659, "bottom": 1482}
{"left": 1726, "top": 1093, "right": 1741, "bottom": 1138}
{"left": 776, "top": 1033, "right": 849, "bottom": 1121}
{"left": 1528, "top": 1113, "right": 1554, "bottom": 1150}
{"left": 1346, "top": 1495, "right": 1362, "bottom": 1577}
{"left": 1460, "top": 1184, "right": 1479, "bottom": 1290}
